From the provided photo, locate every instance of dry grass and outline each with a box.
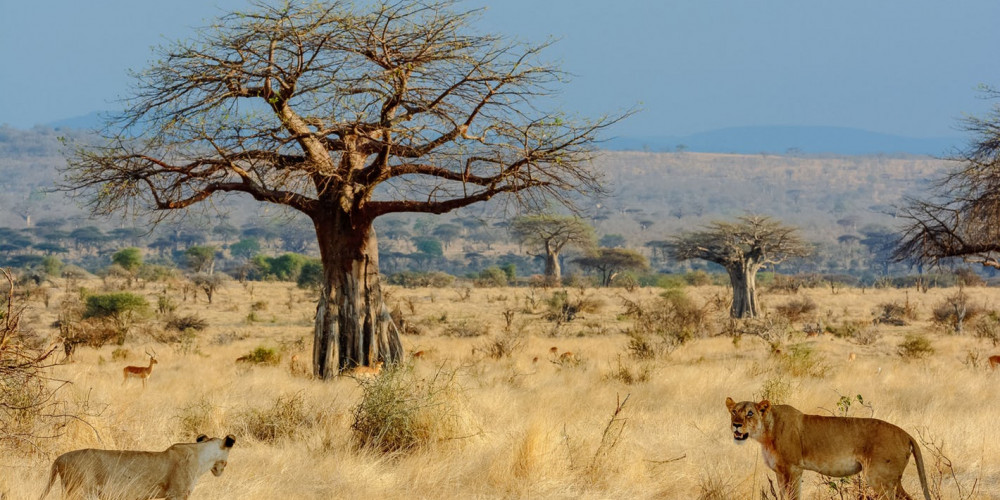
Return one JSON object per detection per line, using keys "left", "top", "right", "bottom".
{"left": 3, "top": 280, "right": 999, "bottom": 498}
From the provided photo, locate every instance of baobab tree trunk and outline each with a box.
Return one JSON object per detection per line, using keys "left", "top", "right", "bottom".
{"left": 544, "top": 249, "right": 561, "bottom": 286}
{"left": 727, "top": 263, "right": 761, "bottom": 318}
{"left": 312, "top": 210, "right": 403, "bottom": 379}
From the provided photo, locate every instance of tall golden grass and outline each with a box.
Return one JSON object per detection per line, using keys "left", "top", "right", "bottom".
{"left": 6, "top": 280, "right": 999, "bottom": 498}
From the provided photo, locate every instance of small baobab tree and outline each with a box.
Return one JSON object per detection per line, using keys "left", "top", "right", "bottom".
{"left": 668, "top": 215, "right": 811, "bottom": 318}
{"left": 61, "top": 0, "right": 626, "bottom": 378}
{"left": 509, "top": 214, "right": 595, "bottom": 285}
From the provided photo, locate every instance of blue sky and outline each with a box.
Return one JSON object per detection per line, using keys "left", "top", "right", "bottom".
{"left": 2, "top": 0, "right": 999, "bottom": 139}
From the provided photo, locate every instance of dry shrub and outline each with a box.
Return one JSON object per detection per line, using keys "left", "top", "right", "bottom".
{"left": 443, "top": 319, "right": 489, "bottom": 338}
{"left": 352, "top": 365, "right": 474, "bottom": 454}
{"left": 621, "top": 290, "right": 710, "bottom": 351}
{"left": 874, "top": 300, "right": 916, "bottom": 326}
{"left": 165, "top": 314, "right": 208, "bottom": 332}
{"left": 972, "top": 311, "right": 1000, "bottom": 346}
{"left": 110, "top": 347, "right": 131, "bottom": 361}
{"left": 232, "top": 392, "right": 309, "bottom": 443}
{"left": 0, "top": 269, "right": 74, "bottom": 454}
{"left": 775, "top": 344, "right": 829, "bottom": 378}
{"left": 754, "top": 375, "right": 792, "bottom": 404}
{"left": 477, "top": 330, "right": 525, "bottom": 360}
{"left": 898, "top": 333, "right": 934, "bottom": 360}
{"left": 824, "top": 320, "right": 880, "bottom": 345}
{"left": 175, "top": 398, "right": 223, "bottom": 438}
{"left": 604, "top": 355, "right": 652, "bottom": 385}
{"left": 774, "top": 296, "right": 817, "bottom": 322}
{"left": 931, "top": 290, "right": 983, "bottom": 333}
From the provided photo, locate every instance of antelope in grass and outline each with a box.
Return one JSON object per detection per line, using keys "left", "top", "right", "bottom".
{"left": 123, "top": 349, "right": 158, "bottom": 388}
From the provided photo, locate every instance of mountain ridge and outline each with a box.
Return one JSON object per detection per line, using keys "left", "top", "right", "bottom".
{"left": 35, "top": 112, "right": 964, "bottom": 157}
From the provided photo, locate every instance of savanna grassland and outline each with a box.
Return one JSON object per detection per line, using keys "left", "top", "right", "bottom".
{"left": 4, "top": 278, "right": 999, "bottom": 499}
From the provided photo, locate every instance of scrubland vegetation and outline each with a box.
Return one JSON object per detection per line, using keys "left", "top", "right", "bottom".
{"left": 3, "top": 274, "right": 998, "bottom": 499}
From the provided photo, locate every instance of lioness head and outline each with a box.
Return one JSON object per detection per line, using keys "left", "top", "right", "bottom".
{"left": 196, "top": 434, "right": 237, "bottom": 476}
{"left": 725, "top": 397, "right": 770, "bottom": 443}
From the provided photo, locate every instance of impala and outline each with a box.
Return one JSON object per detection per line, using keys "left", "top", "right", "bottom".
{"left": 123, "top": 350, "right": 158, "bottom": 388}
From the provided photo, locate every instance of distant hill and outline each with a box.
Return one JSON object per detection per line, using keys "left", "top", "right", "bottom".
{"left": 38, "top": 112, "right": 965, "bottom": 157}
{"left": 606, "top": 125, "right": 963, "bottom": 156}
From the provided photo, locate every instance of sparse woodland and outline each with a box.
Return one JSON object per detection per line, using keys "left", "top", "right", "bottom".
{"left": 1, "top": 272, "right": 998, "bottom": 498}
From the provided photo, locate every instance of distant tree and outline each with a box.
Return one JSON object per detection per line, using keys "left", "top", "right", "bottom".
{"left": 599, "top": 233, "right": 627, "bottom": 248}
{"left": 230, "top": 238, "right": 261, "bottom": 260}
{"left": 112, "top": 247, "right": 143, "bottom": 273}
{"left": 573, "top": 248, "right": 648, "bottom": 287}
{"left": 509, "top": 215, "right": 595, "bottom": 285}
{"left": 184, "top": 245, "right": 217, "bottom": 274}
{"left": 432, "top": 224, "right": 463, "bottom": 250}
{"left": 669, "top": 216, "right": 811, "bottom": 318}
{"left": 190, "top": 272, "right": 227, "bottom": 303}
{"left": 69, "top": 226, "right": 106, "bottom": 253}
{"left": 84, "top": 292, "right": 150, "bottom": 344}
{"left": 897, "top": 88, "right": 1000, "bottom": 270}
{"left": 61, "top": 1, "right": 622, "bottom": 378}
{"left": 213, "top": 223, "right": 240, "bottom": 243}
{"left": 297, "top": 259, "right": 324, "bottom": 290}
{"left": 858, "top": 225, "right": 898, "bottom": 276}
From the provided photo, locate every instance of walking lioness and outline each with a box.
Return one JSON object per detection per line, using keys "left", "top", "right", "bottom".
{"left": 726, "top": 397, "right": 929, "bottom": 500}
{"left": 39, "top": 434, "right": 235, "bottom": 500}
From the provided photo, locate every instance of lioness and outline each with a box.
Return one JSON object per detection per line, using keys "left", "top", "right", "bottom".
{"left": 726, "top": 397, "right": 929, "bottom": 500}
{"left": 39, "top": 434, "right": 235, "bottom": 500}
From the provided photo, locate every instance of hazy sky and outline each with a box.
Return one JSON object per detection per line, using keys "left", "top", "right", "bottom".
{"left": 3, "top": 0, "right": 999, "bottom": 139}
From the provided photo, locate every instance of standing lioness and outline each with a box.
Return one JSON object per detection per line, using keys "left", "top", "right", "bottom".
{"left": 726, "top": 397, "right": 929, "bottom": 500}
{"left": 39, "top": 434, "right": 235, "bottom": 499}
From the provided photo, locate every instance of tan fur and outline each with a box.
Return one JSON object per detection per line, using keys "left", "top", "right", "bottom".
{"left": 411, "top": 350, "right": 425, "bottom": 359}
{"left": 559, "top": 351, "right": 575, "bottom": 362}
{"left": 39, "top": 434, "right": 235, "bottom": 500}
{"left": 343, "top": 361, "right": 384, "bottom": 379}
{"left": 549, "top": 346, "right": 559, "bottom": 355}
{"left": 989, "top": 354, "right": 1000, "bottom": 369}
{"left": 848, "top": 352, "right": 857, "bottom": 362}
{"left": 122, "top": 353, "right": 158, "bottom": 388}
{"left": 725, "top": 397, "right": 929, "bottom": 500}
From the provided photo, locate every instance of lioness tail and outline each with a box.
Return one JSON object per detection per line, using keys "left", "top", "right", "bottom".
{"left": 909, "top": 436, "right": 931, "bottom": 500}
{"left": 37, "top": 459, "right": 59, "bottom": 500}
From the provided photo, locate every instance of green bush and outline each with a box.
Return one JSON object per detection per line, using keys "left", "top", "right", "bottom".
{"left": 475, "top": 267, "right": 508, "bottom": 287}
{"left": 237, "top": 346, "right": 282, "bottom": 365}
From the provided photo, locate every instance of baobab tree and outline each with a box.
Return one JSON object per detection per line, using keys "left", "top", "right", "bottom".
{"left": 668, "top": 215, "right": 811, "bottom": 318}
{"left": 896, "top": 87, "right": 1000, "bottom": 270}
{"left": 62, "top": 0, "right": 625, "bottom": 378}
{"left": 509, "top": 214, "right": 595, "bottom": 285}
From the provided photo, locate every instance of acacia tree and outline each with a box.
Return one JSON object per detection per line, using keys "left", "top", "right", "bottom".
{"left": 509, "top": 214, "right": 595, "bottom": 285}
{"left": 572, "top": 248, "right": 648, "bottom": 287}
{"left": 62, "top": 0, "right": 622, "bottom": 378}
{"left": 668, "top": 216, "right": 811, "bottom": 318}
{"left": 896, "top": 88, "right": 1000, "bottom": 269}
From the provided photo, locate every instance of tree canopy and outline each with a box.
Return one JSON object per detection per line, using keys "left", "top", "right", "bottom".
{"left": 897, "top": 87, "right": 1000, "bottom": 269}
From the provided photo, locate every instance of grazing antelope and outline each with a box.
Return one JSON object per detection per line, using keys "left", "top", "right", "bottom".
{"left": 342, "top": 361, "right": 384, "bottom": 379}
{"left": 989, "top": 355, "right": 1000, "bottom": 370}
{"left": 123, "top": 350, "right": 158, "bottom": 388}
{"left": 559, "top": 351, "right": 576, "bottom": 362}
{"left": 848, "top": 352, "right": 857, "bottom": 362}
{"left": 411, "top": 350, "right": 426, "bottom": 359}
{"left": 549, "top": 346, "right": 559, "bottom": 356}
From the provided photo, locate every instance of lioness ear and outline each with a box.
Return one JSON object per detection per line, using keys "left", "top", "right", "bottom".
{"left": 725, "top": 397, "right": 736, "bottom": 410}
{"left": 196, "top": 434, "right": 209, "bottom": 443}
{"left": 224, "top": 435, "right": 236, "bottom": 448}
{"left": 757, "top": 400, "right": 771, "bottom": 414}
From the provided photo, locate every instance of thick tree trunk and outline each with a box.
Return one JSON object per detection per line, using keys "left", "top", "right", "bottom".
{"left": 543, "top": 249, "right": 561, "bottom": 286}
{"left": 312, "top": 211, "right": 403, "bottom": 379}
{"left": 727, "top": 263, "right": 761, "bottom": 318}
